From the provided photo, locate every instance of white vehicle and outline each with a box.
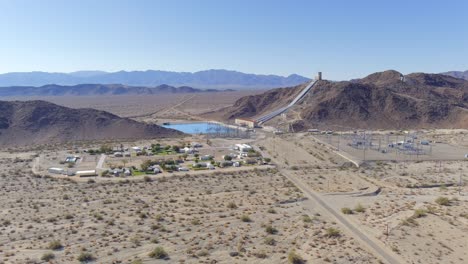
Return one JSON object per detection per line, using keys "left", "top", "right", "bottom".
{"left": 465, "top": 154, "right": 468, "bottom": 159}
{"left": 178, "top": 167, "right": 190, "bottom": 172}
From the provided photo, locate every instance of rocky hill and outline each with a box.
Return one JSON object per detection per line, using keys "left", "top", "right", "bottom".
{"left": 215, "top": 70, "right": 468, "bottom": 130}
{"left": 0, "top": 84, "right": 232, "bottom": 97}
{"left": 0, "top": 100, "right": 184, "bottom": 147}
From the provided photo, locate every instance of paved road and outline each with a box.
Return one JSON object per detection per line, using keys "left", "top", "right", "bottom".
{"left": 96, "top": 154, "right": 106, "bottom": 171}
{"left": 125, "top": 94, "right": 197, "bottom": 119}
{"left": 254, "top": 137, "right": 405, "bottom": 264}
{"left": 282, "top": 169, "right": 403, "bottom": 264}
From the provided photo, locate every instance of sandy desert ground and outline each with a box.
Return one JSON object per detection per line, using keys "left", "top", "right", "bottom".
{"left": 2, "top": 90, "right": 264, "bottom": 122}
{"left": 1, "top": 93, "right": 468, "bottom": 264}
{"left": 257, "top": 133, "right": 468, "bottom": 264}
{"left": 0, "top": 149, "right": 380, "bottom": 264}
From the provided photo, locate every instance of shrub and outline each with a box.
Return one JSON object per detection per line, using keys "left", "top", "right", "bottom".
{"left": 47, "top": 240, "right": 63, "bottom": 250}
{"left": 144, "top": 176, "right": 152, "bottom": 182}
{"left": 267, "top": 208, "right": 276, "bottom": 214}
{"left": 435, "top": 197, "right": 450, "bottom": 206}
{"left": 302, "top": 215, "right": 312, "bottom": 223}
{"left": 240, "top": 215, "right": 251, "bottom": 222}
{"left": 253, "top": 251, "right": 268, "bottom": 258}
{"left": 77, "top": 252, "right": 95, "bottom": 262}
{"left": 149, "top": 246, "right": 168, "bottom": 259}
{"left": 288, "top": 250, "right": 304, "bottom": 264}
{"left": 341, "top": 207, "right": 353, "bottom": 214}
{"left": 227, "top": 202, "right": 237, "bottom": 209}
{"left": 401, "top": 217, "right": 418, "bottom": 226}
{"left": 413, "top": 209, "right": 427, "bottom": 218}
{"left": 354, "top": 203, "right": 365, "bottom": 213}
{"left": 264, "top": 237, "right": 276, "bottom": 245}
{"left": 325, "top": 227, "right": 340, "bottom": 237}
{"left": 41, "top": 252, "right": 55, "bottom": 261}
{"left": 265, "top": 225, "right": 278, "bottom": 234}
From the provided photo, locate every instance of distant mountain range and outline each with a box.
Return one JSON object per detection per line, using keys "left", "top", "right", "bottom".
{"left": 0, "top": 84, "right": 233, "bottom": 97}
{"left": 442, "top": 70, "right": 468, "bottom": 80}
{"left": 0, "top": 70, "right": 310, "bottom": 89}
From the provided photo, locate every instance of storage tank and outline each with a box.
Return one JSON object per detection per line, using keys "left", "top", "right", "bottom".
{"left": 315, "top": 72, "right": 322, "bottom": 80}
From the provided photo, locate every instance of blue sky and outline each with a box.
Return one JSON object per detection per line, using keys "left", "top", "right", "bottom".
{"left": 0, "top": 0, "right": 467, "bottom": 80}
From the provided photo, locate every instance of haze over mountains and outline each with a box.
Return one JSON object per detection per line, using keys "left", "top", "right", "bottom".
{"left": 442, "top": 70, "right": 468, "bottom": 81}
{"left": 213, "top": 70, "right": 468, "bottom": 130}
{"left": 0, "top": 70, "right": 310, "bottom": 90}
{"left": 0, "top": 100, "right": 184, "bottom": 147}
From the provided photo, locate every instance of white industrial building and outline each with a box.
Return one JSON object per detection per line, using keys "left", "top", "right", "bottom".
{"left": 48, "top": 167, "right": 65, "bottom": 175}
{"left": 235, "top": 118, "right": 258, "bottom": 128}
{"left": 76, "top": 170, "right": 97, "bottom": 177}
{"left": 235, "top": 144, "right": 253, "bottom": 153}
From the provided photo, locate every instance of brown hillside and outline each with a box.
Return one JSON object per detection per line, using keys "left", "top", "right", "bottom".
{"left": 203, "top": 84, "right": 305, "bottom": 120}
{"left": 216, "top": 70, "right": 468, "bottom": 130}
{"left": 0, "top": 100, "right": 184, "bottom": 147}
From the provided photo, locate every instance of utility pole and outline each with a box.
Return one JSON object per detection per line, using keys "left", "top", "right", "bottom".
{"left": 459, "top": 173, "right": 463, "bottom": 195}
{"left": 337, "top": 131, "right": 340, "bottom": 151}
{"left": 386, "top": 223, "right": 389, "bottom": 240}
{"left": 363, "top": 147, "right": 366, "bottom": 162}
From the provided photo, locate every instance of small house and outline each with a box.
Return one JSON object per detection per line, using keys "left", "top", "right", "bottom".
{"left": 65, "top": 156, "right": 79, "bottom": 163}
{"left": 200, "top": 155, "right": 213, "bottom": 161}
{"left": 238, "top": 144, "right": 253, "bottom": 153}
{"left": 191, "top": 142, "right": 202, "bottom": 148}
{"left": 220, "top": 161, "right": 233, "bottom": 167}
{"left": 112, "top": 168, "right": 123, "bottom": 176}
{"left": 132, "top": 146, "right": 142, "bottom": 152}
{"left": 192, "top": 162, "right": 208, "bottom": 168}
{"left": 183, "top": 147, "right": 195, "bottom": 154}
{"left": 207, "top": 163, "right": 215, "bottom": 170}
